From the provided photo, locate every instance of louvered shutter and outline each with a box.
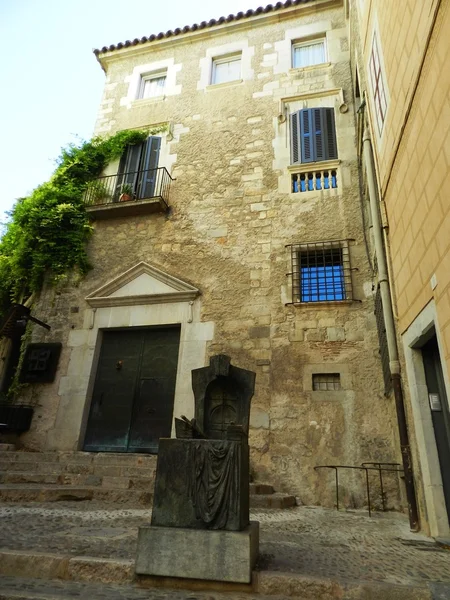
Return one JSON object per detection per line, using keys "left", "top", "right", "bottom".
{"left": 116, "top": 143, "right": 144, "bottom": 197}
{"left": 138, "top": 137, "right": 161, "bottom": 199}
{"left": 293, "top": 107, "right": 338, "bottom": 164}
{"left": 324, "top": 108, "right": 338, "bottom": 159}
{"left": 312, "top": 108, "right": 325, "bottom": 161}
{"left": 300, "top": 109, "right": 314, "bottom": 163}
{"left": 290, "top": 111, "right": 301, "bottom": 164}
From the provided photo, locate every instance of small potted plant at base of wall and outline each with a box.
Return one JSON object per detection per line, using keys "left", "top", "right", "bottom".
{"left": 119, "top": 183, "right": 134, "bottom": 202}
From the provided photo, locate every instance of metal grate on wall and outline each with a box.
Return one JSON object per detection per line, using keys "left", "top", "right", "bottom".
{"left": 313, "top": 373, "right": 341, "bottom": 391}
{"left": 374, "top": 286, "right": 392, "bottom": 394}
{"left": 287, "top": 240, "right": 354, "bottom": 304}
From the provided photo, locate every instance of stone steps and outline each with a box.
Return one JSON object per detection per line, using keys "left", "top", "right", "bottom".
{"left": 0, "top": 483, "right": 294, "bottom": 508}
{"left": 0, "top": 556, "right": 436, "bottom": 600}
{"left": 0, "top": 484, "right": 152, "bottom": 505}
{"left": 0, "top": 443, "right": 16, "bottom": 451}
{"left": 0, "top": 452, "right": 157, "bottom": 479}
{"left": 0, "top": 450, "right": 295, "bottom": 509}
{"left": 0, "top": 471, "right": 154, "bottom": 490}
{"left": 250, "top": 491, "right": 296, "bottom": 509}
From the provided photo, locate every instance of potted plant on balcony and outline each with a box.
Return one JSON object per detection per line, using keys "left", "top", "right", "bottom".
{"left": 84, "top": 180, "right": 111, "bottom": 206}
{"left": 119, "top": 183, "right": 134, "bottom": 202}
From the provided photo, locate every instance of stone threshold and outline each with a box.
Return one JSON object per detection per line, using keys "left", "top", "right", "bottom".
{"left": 0, "top": 549, "right": 439, "bottom": 599}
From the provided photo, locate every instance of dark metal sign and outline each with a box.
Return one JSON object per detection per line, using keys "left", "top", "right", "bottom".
{"left": 19, "top": 343, "right": 62, "bottom": 383}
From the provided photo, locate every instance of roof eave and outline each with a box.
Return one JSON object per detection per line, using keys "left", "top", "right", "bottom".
{"left": 94, "top": 0, "right": 342, "bottom": 72}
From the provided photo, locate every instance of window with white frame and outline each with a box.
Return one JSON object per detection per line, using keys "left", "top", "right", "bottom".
{"left": 292, "top": 38, "right": 326, "bottom": 69}
{"left": 369, "top": 35, "right": 387, "bottom": 134}
{"left": 211, "top": 54, "right": 241, "bottom": 85}
{"left": 137, "top": 71, "right": 167, "bottom": 99}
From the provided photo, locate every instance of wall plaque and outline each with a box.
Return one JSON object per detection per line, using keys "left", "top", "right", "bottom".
{"left": 19, "top": 343, "right": 62, "bottom": 383}
{"left": 429, "top": 393, "right": 442, "bottom": 412}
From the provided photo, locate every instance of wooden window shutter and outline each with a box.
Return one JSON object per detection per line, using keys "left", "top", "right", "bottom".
{"left": 116, "top": 142, "right": 144, "bottom": 195}
{"left": 290, "top": 111, "right": 301, "bottom": 164}
{"left": 293, "top": 107, "right": 338, "bottom": 164}
{"left": 312, "top": 107, "right": 337, "bottom": 161}
{"left": 324, "top": 108, "right": 338, "bottom": 159}
{"left": 312, "top": 108, "right": 325, "bottom": 161}
{"left": 300, "top": 109, "right": 314, "bottom": 163}
{"left": 138, "top": 137, "right": 161, "bottom": 198}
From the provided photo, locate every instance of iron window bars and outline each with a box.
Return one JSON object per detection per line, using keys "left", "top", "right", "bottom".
{"left": 287, "top": 240, "right": 354, "bottom": 304}
{"left": 313, "top": 373, "right": 341, "bottom": 391}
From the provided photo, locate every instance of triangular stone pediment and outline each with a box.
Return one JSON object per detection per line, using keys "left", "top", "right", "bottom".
{"left": 85, "top": 262, "right": 200, "bottom": 308}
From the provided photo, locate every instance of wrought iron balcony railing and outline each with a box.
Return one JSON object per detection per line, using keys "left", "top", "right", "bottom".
{"left": 84, "top": 167, "right": 173, "bottom": 209}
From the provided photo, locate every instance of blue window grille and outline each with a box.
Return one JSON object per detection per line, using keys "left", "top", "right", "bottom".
{"left": 287, "top": 240, "right": 353, "bottom": 304}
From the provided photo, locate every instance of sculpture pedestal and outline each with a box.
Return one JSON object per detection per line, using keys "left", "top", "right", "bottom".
{"left": 152, "top": 438, "right": 249, "bottom": 531}
{"left": 135, "top": 522, "right": 259, "bottom": 583}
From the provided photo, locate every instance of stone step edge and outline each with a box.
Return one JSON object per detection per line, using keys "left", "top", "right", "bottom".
{"left": 0, "top": 485, "right": 292, "bottom": 509}
{"left": 0, "top": 550, "right": 134, "bottom": 584}
{"left": 0, "top": 485, "right": 153, "bottom": 504}
{"left": 0, "top": 550, "right": 434, "bottom": 599}
{"left": 0, "top": 444, "right": 16, "bottom": 451}
{"left": 0, "top": 473, "right": 155, "bottom": 489}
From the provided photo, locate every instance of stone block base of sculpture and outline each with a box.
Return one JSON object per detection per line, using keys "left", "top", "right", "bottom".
{"left": 135, "top": 522, "right": 259, "bottom": 583}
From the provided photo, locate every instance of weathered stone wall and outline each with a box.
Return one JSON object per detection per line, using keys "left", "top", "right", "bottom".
{"left": 21, "top": 1, "right": 403, "bottom": 509}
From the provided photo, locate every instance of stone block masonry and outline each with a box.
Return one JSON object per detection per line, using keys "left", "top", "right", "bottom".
{"left": 20, "top": 0, "right": 402, "bottom": 511}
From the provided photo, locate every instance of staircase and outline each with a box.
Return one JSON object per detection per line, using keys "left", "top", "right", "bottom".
{"left": 0, "top": 447, "right": 296, "bottom": 508}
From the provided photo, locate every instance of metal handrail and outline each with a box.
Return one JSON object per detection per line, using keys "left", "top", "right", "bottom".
{"left": 314, "top": 463, "right": 403, "bottom": 516}
{"left": 84, "top": 167, "right": 173, "bottom": 208}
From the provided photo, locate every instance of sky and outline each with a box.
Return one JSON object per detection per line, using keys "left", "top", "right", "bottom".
{"left": 0, "top": 0, "right": 265, "bottom": 224}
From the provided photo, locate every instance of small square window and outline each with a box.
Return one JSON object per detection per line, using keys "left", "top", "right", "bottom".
{"left": 313, "top": 373, "right": 341, "bottom": 391}
{"left": 292, "top": 39, "right": 326, "bottom": 69}
{"left": 288, "top": 240, "right": 353, "bottom": 304}
{"left": 138, "top": 72, "right": 166, "bottom": 99}
{"left": 212, "top": 54, "right": 241, "bottom": 85}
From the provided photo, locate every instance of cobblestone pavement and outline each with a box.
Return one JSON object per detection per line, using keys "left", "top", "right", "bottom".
{"left": 0, "top": 502, "right": 450, "bottom": 589}
{"left": 0, "top": 577, "right": 288, "bottom": 600}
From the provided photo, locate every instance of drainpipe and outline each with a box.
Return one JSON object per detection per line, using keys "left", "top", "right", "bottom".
{"left": 362, "top": 126, "right": 419, "bottom": 531}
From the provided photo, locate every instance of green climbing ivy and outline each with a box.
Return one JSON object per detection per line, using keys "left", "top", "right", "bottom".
{"left": 0, "top": 129, "right": 150, "bottom": 315}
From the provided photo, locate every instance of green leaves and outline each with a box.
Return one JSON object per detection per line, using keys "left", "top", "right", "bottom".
{"left": 0, "top": 129, "right": 149, "bottom": 315}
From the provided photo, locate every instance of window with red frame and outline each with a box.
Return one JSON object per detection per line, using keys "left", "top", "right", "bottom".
{"left": 369, "top": 35, "right": 388, "bottom": 134}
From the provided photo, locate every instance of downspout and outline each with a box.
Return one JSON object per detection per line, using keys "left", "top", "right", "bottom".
{"left": 362, "top": 126, "right": 419, "bottom": 531}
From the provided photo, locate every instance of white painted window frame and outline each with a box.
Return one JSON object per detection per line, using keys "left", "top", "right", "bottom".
{"left": 292, "top": 37, "right": 327, "bottom": 69}
{"left": 137, "top": 70, "right": 167, "bottom": 100}
{"left": 211, "top": 53, "right": 242, "bottom": 85}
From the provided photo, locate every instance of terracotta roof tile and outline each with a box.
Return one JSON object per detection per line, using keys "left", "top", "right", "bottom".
{"left": 94, "top": 0, "right": 316, "bottom": 55}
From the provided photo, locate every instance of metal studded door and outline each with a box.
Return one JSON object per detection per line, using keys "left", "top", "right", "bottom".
{"left": 83, "top": 327, "right": 180, "bottom": 453}
{"left": 128, "top": 327, "right": 180, "bottom": 452}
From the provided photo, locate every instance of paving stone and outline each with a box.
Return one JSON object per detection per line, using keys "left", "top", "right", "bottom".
{"left": 0, "top": 576, "right": 289, "bottom": 600}
{"left": 0, "top": 503, "right": 449, "bottom": 596}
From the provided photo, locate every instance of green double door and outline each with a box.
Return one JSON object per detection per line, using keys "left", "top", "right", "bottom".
{"left": 84, "top": 326, "right": 180, "bottom": 453}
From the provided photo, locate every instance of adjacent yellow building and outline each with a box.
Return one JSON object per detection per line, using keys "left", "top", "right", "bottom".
{"left": 351, "top": 0, "right": 450, "bottom": 536}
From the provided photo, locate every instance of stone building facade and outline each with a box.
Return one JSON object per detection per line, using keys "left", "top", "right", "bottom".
{"left": 12, "top": 0, "right": 405, "bottom": 508}
{"left": 349, "top": 0, "right": 450, "bottom": 535}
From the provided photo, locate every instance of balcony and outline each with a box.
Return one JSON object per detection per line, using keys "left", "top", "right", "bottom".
{"left": 84, "top": 167, "right": 173, "bottom": 219}
{"left": 288, "top": 159, "right": 340, "bottom": 195}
